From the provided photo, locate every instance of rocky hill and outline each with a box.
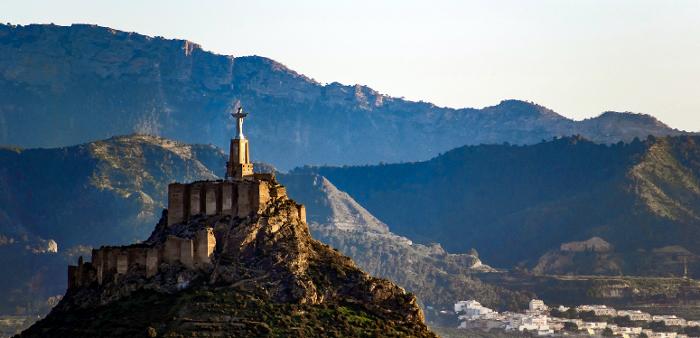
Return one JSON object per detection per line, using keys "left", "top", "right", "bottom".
{"left": 17, "top": 173, "right": 434, "bottom": 337}
{"left": 0, "top": 23, "right": 691, "bottom": 170}
{"left": 0, "top": 135, "right": 519, "bottom": 326}
{"left": 298, "top": 135, "right": 700, "bottom": 275}
{"left": 278, "top": 173, "right": 530, "bottom": 313}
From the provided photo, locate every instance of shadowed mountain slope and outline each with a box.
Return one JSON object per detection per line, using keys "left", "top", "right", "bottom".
{"left": 297, "top": 136, "right": 700, "bottom": 273}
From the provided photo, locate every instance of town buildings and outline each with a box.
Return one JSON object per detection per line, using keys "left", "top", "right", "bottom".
{"left": 455, "top": 299, "right": 697, "bottom": 337}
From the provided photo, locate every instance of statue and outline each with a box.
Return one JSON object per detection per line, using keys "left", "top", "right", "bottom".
{"left": 232, "top": 106, "right": 248, "bottom": 140}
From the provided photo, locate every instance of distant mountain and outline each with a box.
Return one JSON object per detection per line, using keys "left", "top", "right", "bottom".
{"left": 0, "top": 23, "right": 691, "bottom": 169}
{"left": 0, "top": 135, "right": 523, "bottom": 320}
{"left": 297, "top": 135, "right": 700, "bottom": 275}
{"left": 0, "top": 135, "right": 223, "bottom": 248}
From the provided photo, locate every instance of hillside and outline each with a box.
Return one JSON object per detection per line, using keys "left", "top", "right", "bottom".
{"left": 0, "top": 135, "right": 224, "bottom": 248}
{"left": 18, "top": 167, "right": 434, "bottom": 337}
{"left": 0, "top": 135, "right": 226, "bottom": 315}
{"left": 0, "top": 23, "right": 691, "bottom": 170}
{"left": 0, "top": 135, "right": 520, "bottom": 323}
{"left": 297, "top": 136, "right": 700, "bottom": 273}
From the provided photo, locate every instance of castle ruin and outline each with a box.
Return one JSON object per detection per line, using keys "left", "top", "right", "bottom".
{"left": 67, "top": 106, "right": 306, "bottom": 290}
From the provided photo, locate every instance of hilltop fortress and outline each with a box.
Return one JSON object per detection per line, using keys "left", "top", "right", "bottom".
{"left": 26, "top": 104, "right": 433, "bottom": 337}
{"left": 67, "top": 107, "right": 305, "bottom": 289}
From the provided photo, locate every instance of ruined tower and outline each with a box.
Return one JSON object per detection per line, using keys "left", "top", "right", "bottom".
{"left": 226, "top": 106, "right": 254, "bottom": 179}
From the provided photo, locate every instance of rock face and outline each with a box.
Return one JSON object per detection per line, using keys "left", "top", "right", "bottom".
{"left": 533, "top": 237, "right": 623, "bottom": 276}
{"left": 560, "top": 237, "right": 613, "bottom": 253}
{"left": 0, "top": 23, "right": 692, "bottom": 170}
{"left": 18, "top": 175, "right": 435, "bottom": 337}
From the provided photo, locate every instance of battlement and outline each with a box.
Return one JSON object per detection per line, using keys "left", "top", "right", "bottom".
{"left": 68, "top": 227, "right": 216, "bottom": 289}
{"left": 167, "top": 175, "right": 284, "bottom": 226}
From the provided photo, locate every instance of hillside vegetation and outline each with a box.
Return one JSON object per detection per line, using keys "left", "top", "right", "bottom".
{"left": 298, "top": 136, "right": 700, "bottom": 273}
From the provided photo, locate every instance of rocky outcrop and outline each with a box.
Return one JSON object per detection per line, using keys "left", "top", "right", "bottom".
{"left": 18, "top": 176, "right": 435, "bottom": 337}
{"left": 560, "top": 237, "right": 613, "bottom": 253}
{"left": 532, "top": 248, "right": 623, "bottom": 276}
{"left": 0, "top": 24, "right": 691, "bottom": 170}
{"left": 278, "top": 173, "right": 529, "bottom": 315}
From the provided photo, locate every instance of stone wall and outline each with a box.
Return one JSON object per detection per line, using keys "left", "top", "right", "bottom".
{"left": 194, "top": 228, "right": 216, "bottom": 265}
{"left": 71, "top": 175, "right": 291, "bottom": 289}
{"left": 167, "top": 176, "right": 284, "bottom": 225}
{"left": 227, "top": 138, "right": 253, "bottom": 178}
{"left": 167, "top": 183, "right": 187, "bottom": 226}
{"left": 68, "top": 227, "right": 217, "bottom": 289}
{"left": 297, "top": 204, "right": 306, "bottom": 224}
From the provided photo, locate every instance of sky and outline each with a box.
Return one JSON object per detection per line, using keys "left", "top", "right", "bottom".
{"left": 2, "top": 0, "right": 700, "bottom": 131}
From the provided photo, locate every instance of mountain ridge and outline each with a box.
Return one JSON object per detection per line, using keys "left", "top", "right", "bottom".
{"left": 297, "top": 135, "right": 700, "bottom": 274}
{"left": 0, "top": 23, "right": 692, "bottom": 170}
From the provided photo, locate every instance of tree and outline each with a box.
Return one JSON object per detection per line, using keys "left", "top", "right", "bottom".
{"left": 648, "top": 321, "right": 669, "bottom": 332}
{"left": 563, "top": 322, "right": 578, "bottom": 332}
{"left": 683, "top": 326, "right": 700, "bottom": 337}
{"left": 612, "top": 315, "right": 634, "bottom": 327}
{"left": 602, "top": 328, "right": 614, "bottom": 337}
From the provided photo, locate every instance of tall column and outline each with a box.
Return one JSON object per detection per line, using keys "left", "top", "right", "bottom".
{"left": 226, "top": 106, "right": 254, "bottom": 179}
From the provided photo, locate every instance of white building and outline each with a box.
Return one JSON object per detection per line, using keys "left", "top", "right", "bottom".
{"left": 580, "top": 321, "right": 607, "bottom": 330}
{"left": 518, "top": 315, "right": 553, "bottom": 336}
{"left": 454, "top": 300, "right": 495, "bottom": 320}
{"left": 652, "top": 315, "right": 687, "bottom": 327}
{"left": 617, "top": 310, "right": 652, "bottom": 322}
{"left": 644, "top": 330, "right": 677, "bottom": 338}
{"left": 576, "top": 304, "right": 617, "bottom": 317}
{"left": 529, "top": 299, "right": 548, "bottom": 313}
{"left": 504, "top": 312, "right": 526, "bottom": 331}
{"left": 612, "top": 326, "right": 643, "bottom": 335}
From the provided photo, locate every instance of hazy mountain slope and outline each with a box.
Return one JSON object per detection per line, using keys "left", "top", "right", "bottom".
{"left": 0, "top": 23, "right": 690, "bottom": 169}
{"left": 298, "top": 136, "right": 700, "bottom": 271}
{"left": 0, "top": 135, "right": 227, "bottom": 314}
{"left": 0, "top": 135, "right": 223, "bottom": 248}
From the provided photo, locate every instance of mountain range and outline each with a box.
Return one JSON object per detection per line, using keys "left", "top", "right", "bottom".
{"left": 298, "top": 135, "right": 700, "bottom": 274}
{"left": 0, "top": 23, "right": 692, "bottom": 170}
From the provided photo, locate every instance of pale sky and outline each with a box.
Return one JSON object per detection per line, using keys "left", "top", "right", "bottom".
{"left": 2, "top": 0, "right": 700, "bottom": 131}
